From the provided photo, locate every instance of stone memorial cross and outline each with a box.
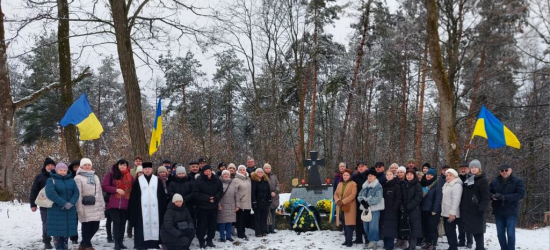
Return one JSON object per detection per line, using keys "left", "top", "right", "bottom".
{"left": 303, "top": 151, "right": 325, "bottom": 186}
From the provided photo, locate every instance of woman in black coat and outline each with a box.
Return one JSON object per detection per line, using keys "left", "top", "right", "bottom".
{"left": 251, "top": 168, "right": 271, "bottom": 237}
{"left": 168, "top": 166, "right": 194, "bottom": 213}
{"left": 161, "top": 194, "right": 195, "bottom": 250}
{"left": 382, "top": 170, "right": 402, "bottom": 250}
{"left": 401, "top": 169, "right": 424, "bottom": 250}
{"left": 460, "top": 164, "right": 490, "bottom": 250}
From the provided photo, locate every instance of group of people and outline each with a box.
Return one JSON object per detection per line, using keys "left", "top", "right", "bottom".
{"left": 30, "top": 156, "right": 280, "bottom": 250}
{"left": 333, "top": 159, "right": 525, "bottom": 250}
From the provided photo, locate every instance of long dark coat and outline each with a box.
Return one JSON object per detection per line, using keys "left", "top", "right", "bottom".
{"left": 168, "top": 176, "right": 194, "bottom": 209}
{"left": 401, "top": 177, "right": 423, "bottom": 238}
{"left": 251, "top": 173, "right": 271, "bottom": 209}
{"left": 192, "top": 172, "right": 223, "bottom": 210}
{"left": 381, "top": 178, "right": 402, "bottom": 238}
{"left": 45, "top": 172, "right": 80, "bottom": 237}
{"left": 160, "top": 203, "right": 195, "bottom": 249}
{"left": 461, "top": 173, "right": 490, "bottom": 234}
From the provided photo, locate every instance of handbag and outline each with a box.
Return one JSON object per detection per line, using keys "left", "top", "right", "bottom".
{"left": 35, "top": 179, "right": 55, "bottom": 208}
{"left": 471, "top": 184, "right": 480, "bottom": 205}
{"left": 82, "top": 181, "right": 96, "bottom": 206}
{"left": 361, "top": 207, "right": 372, "bottom": 222}
{"left": 438, "top": 217, "right": 445, "bottom": 237}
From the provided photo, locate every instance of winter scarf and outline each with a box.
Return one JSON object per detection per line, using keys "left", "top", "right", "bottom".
{"left": 159, "top": 175, "right": 169, "bottom": 193}
{"left": 464, "top": 174, "right": 475, "bottom": 186}
{"left": 420, "top": 175, "right": 438, "bottom": 196}
{"left": 78, "top": 169, "right": 96, "bottom": 184}
{"left": 340, "top": 180, "right": 349, "bottom": 197}
{"left": 115, "top": 168, "right": 133, "bottom": 199}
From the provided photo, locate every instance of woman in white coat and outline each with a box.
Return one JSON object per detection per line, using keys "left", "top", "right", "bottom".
{"left": 74, "top": 158, "right": 105, "bottom": 250}
{"left": 441, "top": 168, "right": 463, "bottom": 250}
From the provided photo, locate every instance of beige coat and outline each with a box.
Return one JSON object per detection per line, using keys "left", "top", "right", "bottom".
{"left": 233, "top": 172, "right": 252, "bottom": 210}
{"left": 266, "top": 173, "right": 280, "bottom": 209}
{"left": 217, "top": 178, "right": 237, "bottom": 223}
{"left": 74, "top": 169, "right": 105, "bottom": 222}
{"left": 334, "top": 180, "right": 357, "bottom": 226}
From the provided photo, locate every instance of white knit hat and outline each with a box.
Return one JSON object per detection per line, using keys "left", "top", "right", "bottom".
{"left": 80, "top": 158, "right": 92, "bottom": 167}
{"left": 397, "top": 166, "right": 407, "bottom": 173}
{"left": 172, "top": 193, "right": 183, "bottom": 203}
{"left": 446, "top": 168, "right": 459, "bottom": 178}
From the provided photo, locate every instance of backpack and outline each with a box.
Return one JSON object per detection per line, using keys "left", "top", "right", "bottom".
{"left": 35, "top": 179, "right": 55, "bottom": 208}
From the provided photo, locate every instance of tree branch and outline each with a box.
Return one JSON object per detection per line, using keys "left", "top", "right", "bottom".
{"left": 128, "top": 0, "right": 151, "bottom": 31}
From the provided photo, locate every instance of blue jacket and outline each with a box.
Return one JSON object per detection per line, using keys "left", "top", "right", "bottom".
{"left": 490, "top": 174, "right": 525, "bottom": 217}
{"left": 45, "top": 172, "right": 79, "bottom": 237}
{"left": 420, "top": 175, "right": 443, "bottom": 214}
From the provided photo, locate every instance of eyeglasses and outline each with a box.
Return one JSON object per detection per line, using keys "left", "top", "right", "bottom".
{"left": 500, "top": 169, "right": 509, "bottom": 173}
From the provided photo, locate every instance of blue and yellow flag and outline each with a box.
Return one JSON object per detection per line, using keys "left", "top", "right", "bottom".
{"left": 471, "top": 105, "right": 520, "bottom": 149}
{"left": 149, "top": 97, "right": 163, "bottom": 155}
{"left": 59, "top": 94, "right": 104, "bottom": 140}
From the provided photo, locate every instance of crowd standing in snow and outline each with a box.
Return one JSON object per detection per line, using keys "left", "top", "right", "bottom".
{"left": 29, "top": 156, "right": 524, "bottom": 250}
{"left": 333, "top": 159, "right": 525, "bottom": 250}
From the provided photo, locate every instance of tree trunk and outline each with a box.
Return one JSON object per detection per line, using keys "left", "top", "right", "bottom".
{"left": 415, "top": 41, "right": 429, "bottom": 164}
{"left": 58, "top": 0, "right": 82, "bottom": 160}
{"left": 399, "top": 58, "right": 408, "bottom": 160}
{"left": 0, "top": 1, "right": 15, "bottom": 198}
{"left": 338, "top": 0, "right": 371, "bottom": 160}
{"left": 109, "top": 0, "right": 148, "bottom": 158}
{"left": 298, "top": 62, "right": 310, "bottom": 179}
{"left": 426, "top": 0, "right": 461, "bottom": 167}
{"left": 308, "top": 20, "right": 318, "bottom": 152}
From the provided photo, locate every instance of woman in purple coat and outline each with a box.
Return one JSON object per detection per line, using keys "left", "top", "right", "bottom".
{"left": 102, "top": 159, "right": 134, "bottom": 250}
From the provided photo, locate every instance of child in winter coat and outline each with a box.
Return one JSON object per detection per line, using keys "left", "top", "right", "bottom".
{"left": 160, "top": 194, "right": 195, "bottom": 250}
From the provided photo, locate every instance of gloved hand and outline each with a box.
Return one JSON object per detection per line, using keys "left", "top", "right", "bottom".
{"left": 360, "top": 200, "right": 369, "bottom": 209}
{"left": 492, "top": 193, "right": 503, "bottom": 200}
{"left": 336, "top": 200, "right": 343, "bottom": 207}
{"left": 63, "top": 202, "right": 74, "bottom": 210}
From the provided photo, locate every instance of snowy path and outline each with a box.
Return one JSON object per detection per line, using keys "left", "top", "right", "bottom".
{"left": 1, "top": 201, "right": 548, "bottom": 249}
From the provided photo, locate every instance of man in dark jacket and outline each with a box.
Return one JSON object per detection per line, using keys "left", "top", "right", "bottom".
{"left": 351, "top": 161, "right": 368, "bottom": 244}
{"left": 490, "top": 164, "right": 525, "bottom": 250}
{"left": 188, "top": 161, "right": 200, "bottom": 181}
{"left": 193, "top": 165, "right": 223, "bottom": 248}
{"left": 29, "top": 157, "right": 56, "bottom": 249}
{"left": 245, "top": 157, "right": 257, "bottom": 174}
{"left": 374, "top": 162, "right": 387, "bottom": 185}
{"left": 458, "top": 161, "right": 473, "bottom": 248}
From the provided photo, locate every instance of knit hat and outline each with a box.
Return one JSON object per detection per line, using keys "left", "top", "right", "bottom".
{"left": 397, "top": 166, "right": 407, "bottom": 173}
{"left": 469, "top": 159, "right": 482, "bottom": 170}
{"left": 218, "top": 162, "right": 227, "bottom": 169}
{"left": 441, "top": 164, "right": 450, "bottom": 170}
{"left": 221, "top": 170, "right": 231, "bottom": 177}
{"left": 237, "top": 165, "right": 246, "bottom": 171}
{"left": 422, "top": 162, "right": 431, "bottom": 169}
{"left": 157, "top": 166, "right": 168, "bottom": 174}
{"left": 227, "top": 163, "right": 237, "bottom": 170}
{"left": 142, "top": 162, "right": 153, "bottom": 168}
{"left": 446, "top": 168, "right": 459, "bottom": 178}
{"left": 407, "top": 158, "right": 416, "bottom": 164}
{"left": 176, "top": 166, "right": 186, "bottom": 175}
{"left": 426, "top": 168, "right": 437, "bottom": 176}
{"left": 136, "top": 165, "right": 143, "bottom": 174}
{"left": 202, "top": 165, "right": 212, "bottom": 172}
{"left": 43, "top": 157, "right": 56, "bottom": 168}
{"left": 172, "top": 193, "right": 183, "bottom": 203}
{"left": 55, "top": 162, "right": 68, "bottom": 172}
{"left": 80, "top": 158, "right": 92, "bottom": 167}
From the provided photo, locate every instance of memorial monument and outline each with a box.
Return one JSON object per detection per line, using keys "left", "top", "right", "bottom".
{"left": 289, "top": 151, "right": 333, "bottom": 205}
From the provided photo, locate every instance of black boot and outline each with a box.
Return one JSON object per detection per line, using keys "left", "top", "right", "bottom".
{"left": 114, "top": 242, "right": 121, "bottom": 250}
{"left": 44, "top": 242, "right": 53, "bottom": 249}
{"left": 206, "top": 240, "right": 216, "bottom": 247}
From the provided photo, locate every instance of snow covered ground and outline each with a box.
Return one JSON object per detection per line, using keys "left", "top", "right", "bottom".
{"left": 1, "top": 199, "right": 549, "bottom": 250}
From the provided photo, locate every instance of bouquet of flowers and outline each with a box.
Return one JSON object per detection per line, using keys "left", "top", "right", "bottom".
{"left": 284, "top": 198, "right": 306, "bottom": 213}
{"left": 316, "top": 199, "right": 332, "bottom": 214}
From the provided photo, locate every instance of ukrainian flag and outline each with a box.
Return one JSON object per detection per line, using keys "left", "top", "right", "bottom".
{"left": 471, "top": 105, "right": 520, "bottom": 149}
{"left": 149, "top": 97, "right": 162, "bottom": 155}
{"left": 59, "top": 94, "right": 104, "bottom": 140}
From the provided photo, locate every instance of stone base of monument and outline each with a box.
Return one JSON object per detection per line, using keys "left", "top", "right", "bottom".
{"left": 289, "top": 184, "right": 333, "bottom": 206}
{"left": 275, "top": 213, "right": 339, "bottom": 231}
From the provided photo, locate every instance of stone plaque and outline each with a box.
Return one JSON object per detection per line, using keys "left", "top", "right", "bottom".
{"left": 292, "top": 178, "right": 299, "bottom": 187}
{"left": 289, "top": 185, "right": 333, "bottom": 206}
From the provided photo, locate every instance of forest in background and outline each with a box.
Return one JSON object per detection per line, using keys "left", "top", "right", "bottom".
{"left": 0, "top": 0, "right": 548, "bottom": 228}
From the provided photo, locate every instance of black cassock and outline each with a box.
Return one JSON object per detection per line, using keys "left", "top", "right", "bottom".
{"left": 128, "top": 174, "right": 168, "bottom": 249}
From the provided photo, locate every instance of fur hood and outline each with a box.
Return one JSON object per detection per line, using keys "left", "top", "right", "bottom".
{"left": 362, "top": 177, "right": 380, "bottom": 189}
{"left": 251, "top": 172, "right": 269, "bottom": 182}
{"left": 235, "top": 172, "right": 248, "bottom": 180}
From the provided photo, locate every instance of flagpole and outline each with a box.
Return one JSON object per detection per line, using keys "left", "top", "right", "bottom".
{"left": 464, "top": 138, "right": 473, "bottom": 161}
